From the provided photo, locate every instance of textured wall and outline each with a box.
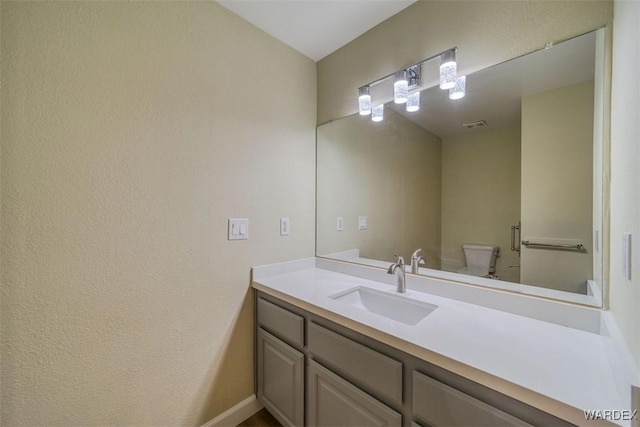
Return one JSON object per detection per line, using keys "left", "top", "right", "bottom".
{"left": 610, "top": 0, "right": 640, "bottom": 368}
{"left": 440, "top": 126, "right": 521, "bottom": 283}
{"left": 317, "top": 110, "right": 442, "bottom": 266}
{"left": 317, "top": 0, "right": 613, "bottom": 124}
{"left": 0, "top": 2, "right": 316, "bottom": 425}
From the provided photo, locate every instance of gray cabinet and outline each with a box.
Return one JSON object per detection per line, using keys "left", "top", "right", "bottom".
{"left": 308, "top": 360, "right": 402, "bottom": 427}
{"left": 255, "top": 292, "right": 571, "bottom": 427}
{"left": 308, "top": 322, "right": 403, "bottom": 406}
{"left": 257, "top": 328, "right": 304, "bottom": 427}
{"left": 412, "top": 371, "right": 533, "bottom": 427}
{"left": 258, "top": 297, "right": 304, "bottom": 348}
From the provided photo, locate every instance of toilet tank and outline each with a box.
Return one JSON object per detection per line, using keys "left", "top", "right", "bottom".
{"left": 462, "top": 244, "right": 499, "bottom": 274}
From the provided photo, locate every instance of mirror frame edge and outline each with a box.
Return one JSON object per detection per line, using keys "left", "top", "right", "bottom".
{"left": 601, "top": 24, "right": 613, "bottom": 311}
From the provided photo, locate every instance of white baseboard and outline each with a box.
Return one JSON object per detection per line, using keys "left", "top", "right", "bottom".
{"left": 201, "top": 395, "right": 263, "bottom": 427}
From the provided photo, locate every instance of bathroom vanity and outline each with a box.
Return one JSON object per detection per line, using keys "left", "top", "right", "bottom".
{"left": 252, "top": 258, "right": 638, "bottom": 427}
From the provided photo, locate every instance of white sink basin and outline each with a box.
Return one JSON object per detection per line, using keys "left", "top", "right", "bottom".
{"left": 330, "top": 286, "right": 437, "bottom": 325}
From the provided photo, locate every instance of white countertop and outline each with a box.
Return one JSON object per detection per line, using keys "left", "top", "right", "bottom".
{"left": 252, "top": 258, "right": 639, "bottom": 427}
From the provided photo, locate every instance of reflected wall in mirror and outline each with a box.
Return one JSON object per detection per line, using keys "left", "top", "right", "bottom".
{"left": 317, "top": 29, "right": 606, "bottom": 305}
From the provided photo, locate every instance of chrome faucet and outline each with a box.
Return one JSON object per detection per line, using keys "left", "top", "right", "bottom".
{"left": 387, "top": 255, "right": 406, "bottom": 293}
{"left": 410, "top": 248, "right": 426, "bottom": 274}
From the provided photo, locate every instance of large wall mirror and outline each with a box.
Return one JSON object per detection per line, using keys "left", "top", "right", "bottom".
{"left": 316, "top": 28, "right": 607, "bottom": 306}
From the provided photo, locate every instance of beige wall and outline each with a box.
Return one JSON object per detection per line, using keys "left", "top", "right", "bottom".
{"left": 0, "top": 2, "right": 316, "bottom": 426}
{"left": 520, "top": 82, "right": 594, "bottom": 293}
{"left": 610, "top": 0, "right": 640, "bottom": 367}
{"left": 317, "top": 1, "right": 612, "bottom": 124}
{"left": 317, "top": 109, "right": 442, "bottom": 266}
{"left": 440, "top": 126, "right": 521, "bottom": 283}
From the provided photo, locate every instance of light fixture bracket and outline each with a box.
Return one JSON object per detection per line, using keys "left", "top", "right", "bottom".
{"left": 406, "top": 65, "right": 421, "bottom": 90}
{"left": 358, "top": 47, "right": 454, "bottom": 90}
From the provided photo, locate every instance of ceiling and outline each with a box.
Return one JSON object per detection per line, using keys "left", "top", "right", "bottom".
{"left": 217, "top": 0, "right": 417, "bottom": 61}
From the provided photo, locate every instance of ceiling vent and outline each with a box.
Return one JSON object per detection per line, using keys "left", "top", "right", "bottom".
{"left": 462, "top": 120, "right": 488, "bottom": 129}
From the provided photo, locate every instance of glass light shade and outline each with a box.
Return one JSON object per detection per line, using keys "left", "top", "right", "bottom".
{"left": 394, "top": 70, "right": 409, "bottom": 104}
{"left": 449, "top": 76, "right": 466, "bottom": 100}
{"left": 371, "top": 104, "right": 384, "bottom": 122}
{"left": 406, "top": 91, "right": 420, "bottom": 112}
{"left": 439, "top": 50, "right": 457, "bottom": 90}
{"left": 358, "top": 87, "right": 372, "bottom": 115}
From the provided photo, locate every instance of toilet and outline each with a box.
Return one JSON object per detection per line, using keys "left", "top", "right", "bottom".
{"left": 456, "top": 244, "right": 499, "bottom": 278}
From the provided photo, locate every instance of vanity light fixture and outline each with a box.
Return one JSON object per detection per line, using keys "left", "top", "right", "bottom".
{"left": 394, "top": 70, "right": 409, "bottom": 104}
{"left": 406, "top": 91, "right": 420, "bottom": 112}
{"left": 449, "top": 75, "right": 466, "bottom": 100}
{"left": 356, "top": 47, "right": 459, "bottom": 122}
{"left": 358, "top": 86, "right": 372, "bottom": 115}
{"left": 371, "top": 104, "right": 384, "bottom": 122}
{"left": 439, "top": 49, "right": 457, "bottom": 89}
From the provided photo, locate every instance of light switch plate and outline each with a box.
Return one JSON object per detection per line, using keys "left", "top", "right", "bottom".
{"left": 337, "top": 217, "right": 344, "bottom": 231}
{"left": 358, "top": 216, "right": 367, "bottom": 230}
{"left": 228, "top": 218, "right": 248, "bottom": 240}
{"left": 280, "top": 217, "right": 290, "bottom": 236}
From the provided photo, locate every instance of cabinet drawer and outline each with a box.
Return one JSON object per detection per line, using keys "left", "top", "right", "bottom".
{"left": 308, "top": 360, "right": 402, "bottom": 427}
{"left": 412, "top": 371, "right": 533, "bottom": 427}
{"left": 258, "top": 297, "right": 304, "bottom": 348}
{"left": 308, "top": 322, "right": 403, "bottom": 405}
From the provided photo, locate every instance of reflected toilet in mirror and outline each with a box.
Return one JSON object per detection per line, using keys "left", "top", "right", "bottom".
{"left": 457, "top": 244, "right": 500, "bottom": 279}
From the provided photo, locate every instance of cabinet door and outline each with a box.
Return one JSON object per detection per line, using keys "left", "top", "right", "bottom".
{"left": 308, "top": 360, "right": 401, "bottom": 427}
{"left": 257, "top": 328, "right": 304, "bottom": 427}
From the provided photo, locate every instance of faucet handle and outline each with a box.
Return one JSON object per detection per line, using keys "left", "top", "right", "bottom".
{"left": 411, "top": 248, "right": 422, "bottom": 259}
{"left": 393, "top": 254, "right": 405, "bottom": 266}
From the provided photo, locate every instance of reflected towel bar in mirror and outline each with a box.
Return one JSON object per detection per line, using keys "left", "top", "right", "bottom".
{"left": 521, "top": 241, "right": 585, "bottom": 251}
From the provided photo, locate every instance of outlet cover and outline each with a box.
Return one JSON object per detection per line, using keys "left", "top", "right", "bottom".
{"left": 280, "top": 218, "right": 290, "bottom": 236}
{"left": 358, "top": 216, "right": 368, "bottom": 230}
